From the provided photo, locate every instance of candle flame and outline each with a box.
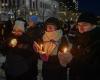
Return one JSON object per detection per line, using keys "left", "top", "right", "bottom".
{"left": 10, "top": 39, "right": 17, "bottom": 47}
{"left": 41, "top": 51, "right": 46, "bottom": 54}
{"left": 40, "top": 44, "right": 46, "bottom": 54}
{"left": 63, "top": 47, "right": 68, "bottom": 53}
{"left": 40, "top": 44, "right": 43, "bottom": 50}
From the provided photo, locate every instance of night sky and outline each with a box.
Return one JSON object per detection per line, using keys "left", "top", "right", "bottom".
{"left": 78, "top": 0, "right": 100, "bottom": 16}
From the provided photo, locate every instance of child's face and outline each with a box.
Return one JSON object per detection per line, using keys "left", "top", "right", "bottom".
{"left": 12, "top": 29, "right": 23, "bottom": 36}
{"left": 46, "top": 24, "right": 57, "bottom": 32}
{"left": 28, "top": 19, "right": 36, "bottom": 28}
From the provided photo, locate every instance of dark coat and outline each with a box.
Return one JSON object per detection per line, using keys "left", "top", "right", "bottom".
{"left": 4, "top": 33, "right": 35, "bottom": 77}
{"left": 70, "top": 27, "right": 100, "bottom": 80}
{"left": 26, "top": 26, "right": 43, "bottom": 42}
{"left": 26, "top": 26, "right": 43, "bottom": 80}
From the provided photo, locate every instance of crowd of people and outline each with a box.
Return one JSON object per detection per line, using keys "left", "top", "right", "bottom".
{"left": 0, "top": 12, "right": 100, "bottom": 80}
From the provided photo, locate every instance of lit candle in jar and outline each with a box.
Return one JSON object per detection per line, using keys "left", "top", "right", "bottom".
{"left": 10, "top": 39, "right": 17, "bottom": 47}
{"left": 63, "top": 47, "right": 68, "bottom": 54}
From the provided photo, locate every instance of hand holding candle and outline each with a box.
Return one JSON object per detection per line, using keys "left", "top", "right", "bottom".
{"left": 63, "top": 43, "right": 72, "bottom": 54}
{"left": 40, "top": 44, "right": 46, "bottom": 54}
{"left": 62, "top": 47, "right": 70, "bottom": 54}
{"left": 58, "top": 46, "right": 73, "bottom": 67}
{"left": 34, "top": 41, "right": 46, "bottom": 54}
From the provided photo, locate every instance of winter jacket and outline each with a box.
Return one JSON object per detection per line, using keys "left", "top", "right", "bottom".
{"left": 4, "top": 33, "right": 34, "bottom": 77}
{"left": 70, "top": 27, "right": 100, "bottom": 80}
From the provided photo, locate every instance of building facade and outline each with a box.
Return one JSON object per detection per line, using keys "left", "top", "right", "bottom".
{"left": 0, "top": 0, "right": 78, "bottom": 22}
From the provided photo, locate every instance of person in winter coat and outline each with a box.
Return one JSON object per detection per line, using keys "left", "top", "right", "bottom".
{"left": 26, "top": 16, "right": 43, "bottom": 41}
{"left": 3, "top": 20, "right": 35, "bottom": 80}
{"left": 34, "top": 17, "right": 73, "bottom": 80}
{"left": 26, "top": 16, "right": 43, "bottom": 80}
{"left": 69, "top": 12, "right": 100, "bottom": 80}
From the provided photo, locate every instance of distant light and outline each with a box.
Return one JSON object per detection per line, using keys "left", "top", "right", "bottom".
{"left": 29, "top": 11, "right": 33, "bottom": 15}
{"left": 17, "top": 10, "right": 20, "bottom": 12}
{"left": 70, "top": 17, "right": 73, "bottom": 21}
{"left": 11, "top": 16, "right": 14, "bottom": 19}
{"left": 17, "top": 10, "right": 20, "bottom": 15}
{"left": 2, "top": 3, "right": 5, "bottom": 7}
{"left": 5, "top": 3, "right": 8, "bottom": 6}
{"left": 35, "top": 12, "right": 38, "bottom": 15}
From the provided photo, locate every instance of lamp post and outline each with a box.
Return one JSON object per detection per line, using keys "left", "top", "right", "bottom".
{"left": 1, "top": 2, "right": 8, "bottom": 13}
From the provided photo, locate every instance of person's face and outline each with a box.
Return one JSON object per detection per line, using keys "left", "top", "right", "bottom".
{"left": 46, "top": 24, "right": 57, "bottom": 32}
{"left": 12, "top": 29, "right": 23, "bottom": 36}
{"left": 77, "top": 22, "right": 94, "bottom": 33}
{"left": 28, "top": 19, "right": 36, "bottom": 28}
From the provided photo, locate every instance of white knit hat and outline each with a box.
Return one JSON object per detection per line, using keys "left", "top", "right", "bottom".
{"left": 13, "top": 20, "right": 25, "bottom": 32}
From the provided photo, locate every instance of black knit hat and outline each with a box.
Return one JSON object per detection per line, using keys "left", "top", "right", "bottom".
{"left": 77, "top": 12, "right": 97, "bottom": 25}
{"left": 44, "top": 17, "right": 61, "bottom": 30}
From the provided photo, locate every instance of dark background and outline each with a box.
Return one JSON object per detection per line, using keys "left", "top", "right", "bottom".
{"left": 57, "top": 0, "right": 100, "bottom": 16}
{"left": 78, "top": 0, "right": 100, "bottom": 16}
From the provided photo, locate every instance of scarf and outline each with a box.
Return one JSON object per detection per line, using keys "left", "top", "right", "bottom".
{"left": 42, "top": 30, "right": 63, "bottom": 56}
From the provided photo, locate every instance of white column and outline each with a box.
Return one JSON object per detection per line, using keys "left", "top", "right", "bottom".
{"left": 26, "top": 0, "right": 30, "bottom": 9}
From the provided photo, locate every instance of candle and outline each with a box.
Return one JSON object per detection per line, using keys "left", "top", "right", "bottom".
{"left": 40, "top": 44, "right": 46, "bottom": 54}
{"left": 40, "top": 44, "right": 43, "bottom": 51}
{"left": 63, "top": 47, "right": 68, "bottom": 54}
{"left": 10, "top": 39, "right": 17, "bottom": 47}
{"left": 41, "top": 51, "right": 46, "bottom": 54}
{"left": 34, "top": 41, "right": 46, "bottom": 54}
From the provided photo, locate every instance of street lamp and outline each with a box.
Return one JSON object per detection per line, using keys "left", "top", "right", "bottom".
{"left": 5, "top": 3, "right": 8, "bottom": 7}
{"left": 1, "top": 3, "right": 8, "bottom": 11}
{"left": 29, "top": 11, "right": 33, "bottom": 15}
{"left": 17, "top": 9, "right": 21, "bottom": 15}
{"left": 1, "top": 3, "right": 5, "bottom": 7}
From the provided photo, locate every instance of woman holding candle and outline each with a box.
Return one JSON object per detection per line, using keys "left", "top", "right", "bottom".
{"left": 34, "top": 17, "right": 73, "bottom": 80}
{"left": 3, "top": 19, "right": 35, "bottom": 80}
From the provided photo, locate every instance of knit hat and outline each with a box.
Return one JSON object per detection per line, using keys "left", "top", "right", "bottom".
{"left": 77, "top": 12, "right": 97, "bottom": 25}
{"left": 29, "top": 16, "right": 38, "bottom": 23}
{"left": 44, "top": 17, "right": 61, "bottom": 30}
{"left": 13, "top": 20, "right": 25, "bottom": 32}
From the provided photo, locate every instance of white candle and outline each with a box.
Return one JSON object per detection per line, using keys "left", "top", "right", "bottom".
{"left": 40, "top": 44, "right": 46, "bottom": 54}
{"left": 40, "top": 44, "right": 43, "bottom": 51}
